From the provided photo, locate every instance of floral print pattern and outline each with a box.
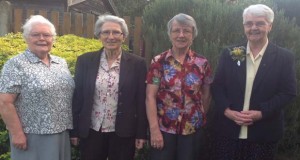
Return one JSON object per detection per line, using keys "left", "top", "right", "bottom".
{"left": 90, "top": 52, "right": 121, "bottom": 132}
{"left": 0, "top": 49, "right": 74, "bottom": 134}
{"left": 146, "top": 49, "right": 212, "bottom": 135}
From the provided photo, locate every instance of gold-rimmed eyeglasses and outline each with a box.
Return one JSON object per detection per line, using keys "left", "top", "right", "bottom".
{"left": 100, "top": 30, "right": 123, "bottom": 38}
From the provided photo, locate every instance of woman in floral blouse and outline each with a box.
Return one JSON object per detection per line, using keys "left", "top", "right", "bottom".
{"left": 0, "top": 15, "right": 74, "bottom": 160}
{"left": 146, "top": 13, "right": 213, "bottom": 160}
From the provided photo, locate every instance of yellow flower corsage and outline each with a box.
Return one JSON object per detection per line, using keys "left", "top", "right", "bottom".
{"left": 229, "top": 46, "right": 246, "bottom": 66}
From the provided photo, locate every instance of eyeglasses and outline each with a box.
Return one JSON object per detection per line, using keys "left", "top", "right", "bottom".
{"left": 243, "top": 21, "right": 268, "bottom": 28}
{"left": 30, "top": 33, "right": 53, "bottom": 39}
{"left": 171, "top": 29, "right": 193, "bottom": 36}
{"left": 100, "top": 30, "right": 123, "bottom": 37}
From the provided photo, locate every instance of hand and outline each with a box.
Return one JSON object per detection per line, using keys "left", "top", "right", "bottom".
{"left": 11, "top": 131, "right": 27, "bottom": 150}
{"left": 70, "top": 137, "right": 80, "bottom": 146}
{"left": 135, "top": 139, "right": 146, "bottom": 149}
{"left": 150, "top": 127, "right": 164, "bottom": 150}
{"left": 224, "top": 108, "right": 253, "bottom": 126}
{"left": 241, "top": 110, "right": 262, "bottom": 122}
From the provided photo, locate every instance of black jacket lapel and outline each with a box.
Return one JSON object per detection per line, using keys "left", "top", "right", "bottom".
{"left": 88, "top": 49, "right": 102, "bottom": 94}
{"left": 252, "top": 43, "right": 277, "bottom": 92}
{"left": 118, "top": 51, "right": 130, "bottom": 91}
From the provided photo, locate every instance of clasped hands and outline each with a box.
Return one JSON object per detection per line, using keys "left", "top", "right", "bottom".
{"left": 224, "top": 108, "right": 262, "bottom": 126}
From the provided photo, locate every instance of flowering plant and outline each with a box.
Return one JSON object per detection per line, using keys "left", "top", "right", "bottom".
{"left": 229, "top": 46, "right": 246, "bottom": 66}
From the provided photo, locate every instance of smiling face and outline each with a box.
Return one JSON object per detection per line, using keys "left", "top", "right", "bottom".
{"left": 243, "top": 14, "right": 272, "bottom": 45}
{"left": 169, "top": 20, "right": 194, "bottom": 51}
{"left": 26, "top": 23, "right": 54, "bottom": 55}
{"left": 99, "top": 21, "right": 125, "bottom": 52}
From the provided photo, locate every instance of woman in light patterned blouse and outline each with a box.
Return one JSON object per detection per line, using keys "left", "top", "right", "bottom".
{"left": 70, "top": 14, "right": 148, "bottom": 160}
{"left": 0, "top": 15, "right": 74, "bottom": 160}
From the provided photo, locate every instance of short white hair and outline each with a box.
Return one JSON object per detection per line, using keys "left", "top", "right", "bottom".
{"left": 243, "top": 4, "right": 274, "bottom": 24}
{"left": 22, "top": 15, "right": 56, "bottom": 39}
{"left": 167, "top": 13, "right": 198, "bottom": 39}
{"left": 94, "top": 14, "right": 129, "bottom": 38}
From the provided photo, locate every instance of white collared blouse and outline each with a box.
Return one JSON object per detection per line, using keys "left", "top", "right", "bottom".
{"left": 90, "top": 52, "right": 121, "bottom": 132}
{"left": 0, "top": 49, "right": 74, "bottom": 134}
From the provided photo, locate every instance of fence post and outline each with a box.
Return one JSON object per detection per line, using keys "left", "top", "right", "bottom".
{"left": 74, "top": 13, "right": 83, "bottom": 37}
{"left": 0, "top": 1, "right": 12, "bottom": 36}
{"left": 123, "top": 16, "right": 130, "bottom": 48}
{"left": 133, "top": 17, "right": 142, "bottom": 56}
{"left": 144, "top": 35, "right": 153, "bottom": 67}
{"left": 63, "top": 12, "right": 71, "bottom": 35}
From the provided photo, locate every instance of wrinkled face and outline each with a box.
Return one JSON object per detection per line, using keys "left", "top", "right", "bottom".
{"left": 169, "top": 21, "right": 194, "bottom": 50}
{"left": 26, "top": 24, "right": 54, "bottom": 55}
{"left": 99, "top": 22, "right": 125, "bottom": 52}
{"left": 243, "top": 14, "right": 272, "bottom": 44}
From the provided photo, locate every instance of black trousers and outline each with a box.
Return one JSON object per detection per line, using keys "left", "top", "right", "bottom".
{"left": 211, "top": 136, "right": 277, "bottom": 160}
{"left": 150, "top": 129, "right": 204, "bottom": 160}
{"left": 79, "top": 129, "right": 135, "bottom": 160}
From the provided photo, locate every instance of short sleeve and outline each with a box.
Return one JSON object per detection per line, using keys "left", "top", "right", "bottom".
{"left": 146, "top": 59, "right": 162, "bottom": 86}
{"left": 0, "top": 60, "right": 22, "bottom": 94}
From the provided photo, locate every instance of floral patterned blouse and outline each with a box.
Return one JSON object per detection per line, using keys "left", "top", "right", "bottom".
{"left": 90, "top": 52, "right": 121, "bottom": 132}
{"left": 146, "top": 49, "right": 212, "bottom": 135}
{"left": 0, "top": 49, "right": 74, "bottom": 134}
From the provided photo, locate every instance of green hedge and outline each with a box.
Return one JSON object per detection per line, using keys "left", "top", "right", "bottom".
{"left": 0, "top": 33, "right": 103, "bottom": 74}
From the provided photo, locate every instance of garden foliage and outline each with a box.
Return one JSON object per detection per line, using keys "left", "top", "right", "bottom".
{"left": 0, "top": 33, "right": 102, "bottom": 74}
{"left": 275, "top": 0, "right": 300, "bottom": 26}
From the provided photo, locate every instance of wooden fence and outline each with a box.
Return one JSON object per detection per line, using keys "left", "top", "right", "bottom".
{"left": 1, "top": 7, "right": 145, "bottom": 57}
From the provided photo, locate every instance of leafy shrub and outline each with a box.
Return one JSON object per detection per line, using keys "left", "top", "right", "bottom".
{"left": 0, "top": 33, "right": 103, "bottom": 75}
{"left": 0, "top": 123, "right": 9, "bottom": 160}
{"left": 275, "top": 0, "right": 300, "bottom": 26}
{"left": 0, "top": 33, "right": 27, "bottom": 70}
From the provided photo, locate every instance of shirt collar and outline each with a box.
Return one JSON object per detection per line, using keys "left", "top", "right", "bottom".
{"left": 246, "top": 39, "right": 269, "bottom": 57}
{"left": 100, "top": 50, "right": 122, "bottom": 68}
{"left": 165, "top": 48, "right": 195, "bottom": 61}
{"left": 24, "top": 49, "right": 60, "bottom": 64}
